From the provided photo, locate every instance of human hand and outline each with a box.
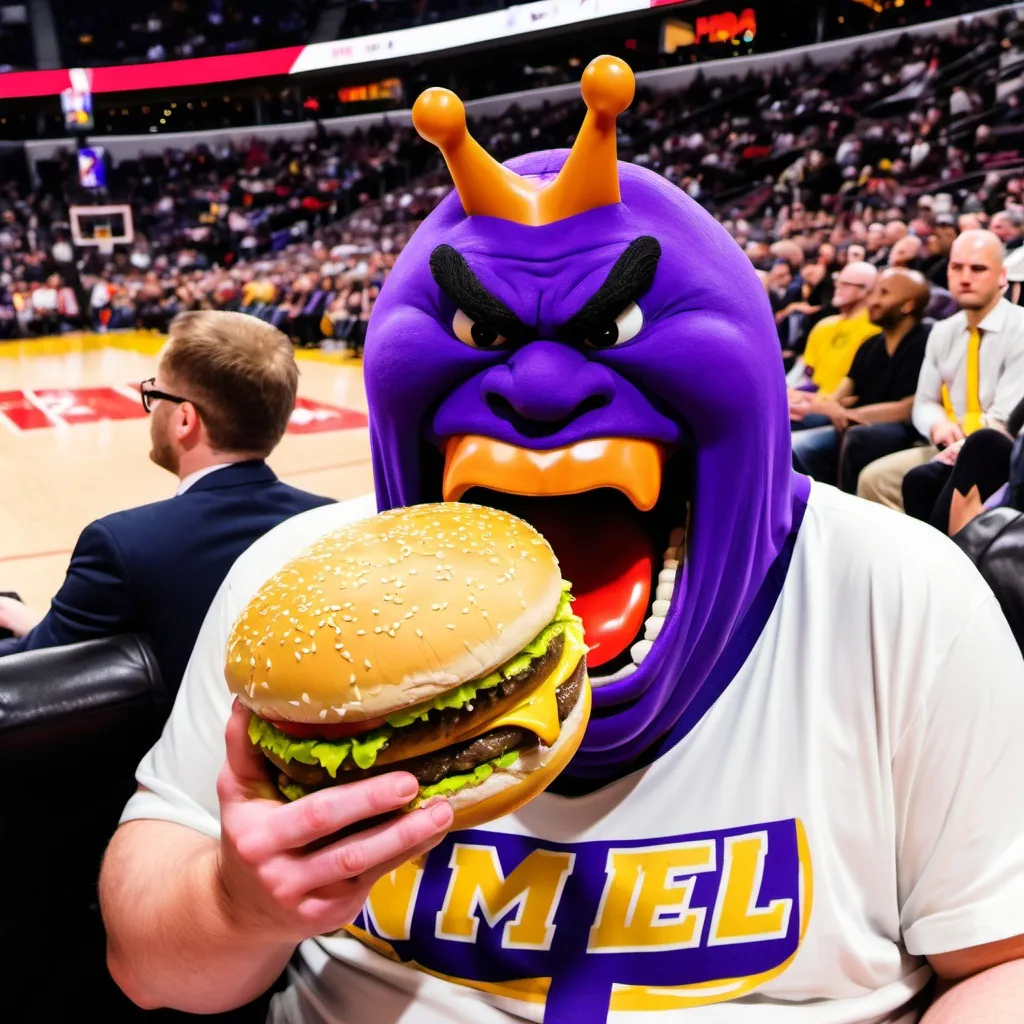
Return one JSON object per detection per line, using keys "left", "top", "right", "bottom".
{"left": 216, "top": 700, "right": 453, "bottom": 944}
{"left": 931, "top": 420, "right": 965, "bottom": 449}
{"left": 934, "top": 438, "right": 965, "bottom": 466}
{"left": 789, "top": 302, "right": 822, "bottom": 316}
{"left": 0, "top": 596, "right": 40, "bottom": 638}
{"left": 817, "top": 400, "right": 853, "bottom": 432}
{"left": 788, "top": 389, "right": 815, "bottom": 420}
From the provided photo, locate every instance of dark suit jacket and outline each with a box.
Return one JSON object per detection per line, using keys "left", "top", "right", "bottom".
{"left": 0, "top": 460, "right": 334, "bottom": 694}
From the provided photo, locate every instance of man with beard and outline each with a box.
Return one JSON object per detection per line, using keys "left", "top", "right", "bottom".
{"left": 0, "top": 310, "right": 332, "bottom": 694}
{"left": 790, "top": 267, "right": 931, "bottom": 489}
{"left": 101, "top": 60, "right": 1024, "bottom": 1024}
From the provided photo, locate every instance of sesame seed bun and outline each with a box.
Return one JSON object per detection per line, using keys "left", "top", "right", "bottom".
{"left": 225, "top": 502, "right": 564, "bottom": 724}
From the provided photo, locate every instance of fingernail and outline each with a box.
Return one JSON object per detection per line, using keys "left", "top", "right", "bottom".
{"left": 430, "top": 801, "right": 453, "bottom": 827}
{"left": 395, "top": 776, "right": 418, "bottom": 800}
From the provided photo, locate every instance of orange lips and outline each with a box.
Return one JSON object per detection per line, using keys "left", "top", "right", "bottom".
{"left": 441, "top": 435, "right": 668, "bottom": 510}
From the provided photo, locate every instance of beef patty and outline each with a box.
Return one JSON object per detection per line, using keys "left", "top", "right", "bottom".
{"left": 269, "top": 654, "right": 585, "bottom": 793}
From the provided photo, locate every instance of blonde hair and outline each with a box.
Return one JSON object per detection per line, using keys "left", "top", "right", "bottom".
{"left": 161, "top": 310, "right": 298, "bottom": 455}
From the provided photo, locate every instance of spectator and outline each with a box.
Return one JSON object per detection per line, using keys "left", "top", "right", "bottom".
{"left": 888, "top": 234, "right": 923, "bottom": 269}
{"left": 791, "top": 267, "right": 931, "bottom": 488}
{"left": 858, "top": 230, "right": 1024, "bottom": 514}
{"left": 0, "top": 310, "right": 335, "bottom": 694}
{"left": 788, "top": 261, "right": 879, "bottom": 402}
{"left": 921, "top": 215, "right": 958, "bottom": 286}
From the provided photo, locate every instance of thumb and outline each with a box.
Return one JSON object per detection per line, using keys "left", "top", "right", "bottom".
{"left": 220, "top": 698, "right": 281, "bottom": 803}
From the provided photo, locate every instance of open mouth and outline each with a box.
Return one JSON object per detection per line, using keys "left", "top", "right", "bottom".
{"left": 440, "top": 434, "right": 690, "bottom": 685}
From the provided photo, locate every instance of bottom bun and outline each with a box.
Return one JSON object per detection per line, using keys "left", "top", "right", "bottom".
{"left": 440, "top": 671, "right": 592, "bottom": 832}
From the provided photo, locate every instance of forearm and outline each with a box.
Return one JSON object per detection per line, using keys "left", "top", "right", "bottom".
{"left": 913, "top": 398, "right": 949, "bottom": 439}
{"left": 852, "top": 399, "right": 914, "bottom": 425}
{"left": 922, "top": 959, "right": 1024, "bottom": 1022}
{"left": 101, "top": 820, "right": 295, "bottom": 1013}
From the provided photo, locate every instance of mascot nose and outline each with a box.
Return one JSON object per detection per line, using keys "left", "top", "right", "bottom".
{"left": 481, "top": 342, "right": 616, "bottom": 428}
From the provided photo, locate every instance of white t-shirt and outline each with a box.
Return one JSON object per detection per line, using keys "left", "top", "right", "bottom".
{"left": 122, "top": 483, "right": 1024, "bottom": 1024}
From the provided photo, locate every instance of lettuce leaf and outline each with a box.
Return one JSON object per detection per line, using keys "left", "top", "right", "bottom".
{"left": 274, "top": 748, "right": 522, "bottom": 804}
{"left": 416, "top": 749, "right": 521, "bottom": 802}
{"left": 248, "top": 714, "right": 352, "bottom": 778}
{"left": 249, "top": 582, "right": 580, "bottom": 776}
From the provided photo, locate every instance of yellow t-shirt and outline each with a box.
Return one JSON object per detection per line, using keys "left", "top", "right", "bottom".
{"left": 803, "top": 309, "right": 878, "bottom": 394}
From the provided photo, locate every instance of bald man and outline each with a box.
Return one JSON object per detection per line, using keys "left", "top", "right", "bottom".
{"left": 888, "top": 234, "right": 922, "bottom": 269}
{"left": 859, "top": 230, "right": 1024, "bottom": 518}
{"left": 791, "top": 268, "right": 932, "bottom": 488}
{"left": 788, "top": 261, "right": 879, "bottom": 406}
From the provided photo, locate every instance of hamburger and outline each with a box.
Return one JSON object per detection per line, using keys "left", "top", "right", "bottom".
{"left": 225, "top": 502, "right": 589, "bottom": 830}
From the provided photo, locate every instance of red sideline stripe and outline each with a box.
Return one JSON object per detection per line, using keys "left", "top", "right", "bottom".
{"left": 0, "top": 46, "right": 303, "bottom": 100}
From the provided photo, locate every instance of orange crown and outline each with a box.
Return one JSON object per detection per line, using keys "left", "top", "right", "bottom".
{"left": 411, "top": 55, "right": 635, "bottom": 226}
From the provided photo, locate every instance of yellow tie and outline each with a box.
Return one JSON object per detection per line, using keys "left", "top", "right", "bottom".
{"left": 941, "top": 327, "right": 985, "bottom": 434}
{"left": 963, "top": 327, "right": 984, "bottom": 434}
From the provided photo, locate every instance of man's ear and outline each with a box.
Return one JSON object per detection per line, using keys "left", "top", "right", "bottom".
{"left": 175, "top": 402, "right": 204, "bottom": 447}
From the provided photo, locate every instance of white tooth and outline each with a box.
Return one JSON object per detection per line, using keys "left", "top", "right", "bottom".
{"left": 645, "top": 617, "right": 664, "bottom": 640}
{"left": 631, "top": 639, "right": 653, "bottom": 663}
{"left": 669, "top": 527, "right": 685, "bottom": 547}
{"left": 663, "top": 558, "right": 679, "bottom": 570}
{"left": 652, "top": 599, "right": 671, "bottom": 616}
{"left": 656, "top": 582, "right": 674, "bottom": 601}
{"left": 658, "top": 568, "right": 677, "bottom": 586}
{"left": 591, "top": 663, "right": 637, "bottom": 686}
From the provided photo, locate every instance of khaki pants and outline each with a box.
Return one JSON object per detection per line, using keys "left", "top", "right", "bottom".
{"left": 857, "top": 445, "right": 938, "bottom": 511}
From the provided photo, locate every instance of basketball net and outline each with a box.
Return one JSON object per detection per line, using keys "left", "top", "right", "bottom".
{"left": 95, "top": 224, "right": 114, "bottom": 256}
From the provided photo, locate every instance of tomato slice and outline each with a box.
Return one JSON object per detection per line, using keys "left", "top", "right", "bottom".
{"left": 266, "top": 715, "right": 389, "bottom": 739}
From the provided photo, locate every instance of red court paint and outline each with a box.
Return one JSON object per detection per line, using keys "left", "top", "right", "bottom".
{"left": 287, "top": 397, "right": 369, "bottom": 434}
{"left": 0, "top": 388, "right": 368, "bottom": 434}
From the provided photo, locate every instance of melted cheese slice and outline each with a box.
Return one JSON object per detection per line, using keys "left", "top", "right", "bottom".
{"left": 477, "top": 625, "right": 587, "bottom": 747}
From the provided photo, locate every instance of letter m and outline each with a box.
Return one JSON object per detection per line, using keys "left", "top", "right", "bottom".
{"left": 435, "top": 843, "right": 575, "bottom": 951}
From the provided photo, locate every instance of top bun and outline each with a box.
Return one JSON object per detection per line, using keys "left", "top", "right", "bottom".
{"left": 226, "top": 502, "right": 564, "bottom": 724}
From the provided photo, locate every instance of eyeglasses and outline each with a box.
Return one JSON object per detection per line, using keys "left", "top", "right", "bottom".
{"left": 139, "top": 377, "right": 199, "bottom": 415}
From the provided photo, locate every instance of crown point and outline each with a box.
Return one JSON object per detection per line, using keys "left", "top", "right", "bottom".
{"left": 412, "top": 87, "right": 467, "bottom": 149}
{"left": 581, "top": 55, "right": 635, "bottom": 118}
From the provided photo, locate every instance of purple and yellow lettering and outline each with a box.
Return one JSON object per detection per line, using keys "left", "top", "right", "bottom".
{"left": 435, "top": 844, "right": 576, "bottom": 951}
{"left": 363, "top": 859, "right": 425, "bottom": 941}
{"left": 708, "top": 831, "right": 792, "bottom": 945}
{"left": 587, "top": 841, "right": 716, "bottom": 953}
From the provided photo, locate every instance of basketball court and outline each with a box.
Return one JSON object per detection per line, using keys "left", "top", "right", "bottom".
{"left": 0, "top": 330, "right": 374, "bottom": 612}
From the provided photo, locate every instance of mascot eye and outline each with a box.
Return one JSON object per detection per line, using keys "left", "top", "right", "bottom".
{"left": 452, "top": 309, "right": 507, "bottom": 349}
{"left": 583, "top": 303, "right": 644, "bottom": 349}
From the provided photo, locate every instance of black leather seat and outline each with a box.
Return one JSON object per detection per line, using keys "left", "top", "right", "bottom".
{"left": 0, "top": 636, "right": 274, "bottom": 1020}
{"left": 952, "top": 424, "right": 1024, "bottom": 655}
{"left": 954, "top": 506, "right": 1024, "bottom": 653}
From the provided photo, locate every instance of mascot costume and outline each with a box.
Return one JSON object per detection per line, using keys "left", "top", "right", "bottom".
{"left": 119, "top": 56, "right": 1024, "bottom": 1024}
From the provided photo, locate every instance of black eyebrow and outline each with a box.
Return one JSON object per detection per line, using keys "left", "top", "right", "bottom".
{"left": 559, "top": 236, "right": 662, "bottom": 343}
{"left": 429, "top": 244, "right": 532, "bottom": 344}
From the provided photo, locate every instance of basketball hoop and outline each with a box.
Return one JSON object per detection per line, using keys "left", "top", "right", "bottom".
{"left": 69, "top": 203, "right": 134, "bottom": 254}
{"left": 95, "top": 224, "right": 114, "bottom": 257}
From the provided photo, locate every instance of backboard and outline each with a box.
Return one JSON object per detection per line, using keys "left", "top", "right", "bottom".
{"left": 69, "top": 204, "right": 134, "bottom": 255}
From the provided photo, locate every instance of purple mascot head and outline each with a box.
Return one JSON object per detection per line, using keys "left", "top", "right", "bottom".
{"left": 364, "top": 56, "right": 807, "bottom": 780}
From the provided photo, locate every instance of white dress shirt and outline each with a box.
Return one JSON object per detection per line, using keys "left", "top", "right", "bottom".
{"left": 912, "top": 297, "right": 1024, "bottom": 439}
{"left": 175, "top": 462, "right": 236, "bottom": 496}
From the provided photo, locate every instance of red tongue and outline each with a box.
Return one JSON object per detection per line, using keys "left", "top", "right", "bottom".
{"left": 526, "top": 496, "right": 655, "bottom": 668}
